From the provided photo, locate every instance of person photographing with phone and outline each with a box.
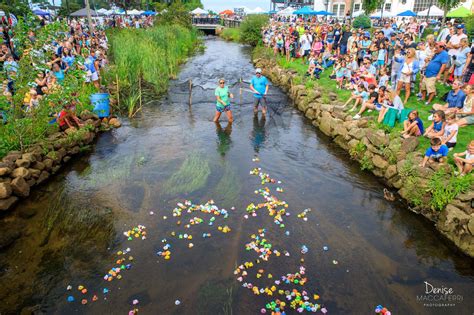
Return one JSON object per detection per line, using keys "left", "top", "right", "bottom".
{"left": 250, "top": 68, "right": 269, "bottom": 117}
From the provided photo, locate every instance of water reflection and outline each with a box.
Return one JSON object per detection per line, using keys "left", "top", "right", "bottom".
{"left": 250, "top": 113, "right": 267, "bottom": 153}
{"left": 215, "top": 121, "right": 233, "bottom": 157}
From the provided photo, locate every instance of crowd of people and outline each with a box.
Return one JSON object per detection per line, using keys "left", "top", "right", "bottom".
{"left": 263, "top": 16, "right": 473, "bottom": 175}
{"left": 0, "top": 14, "right": 151, "bottom": 129}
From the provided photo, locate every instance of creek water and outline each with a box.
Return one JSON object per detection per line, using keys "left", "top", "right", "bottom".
{"left": 1, "top": 37, "right": 473, "bottom": 315}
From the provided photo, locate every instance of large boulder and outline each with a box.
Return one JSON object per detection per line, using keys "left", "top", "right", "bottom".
{"left": 400, "top": 137, "right": 419, "bottom": 153}
{"left": 385, "top": 165, "right": 398, "bottom": 179}
{"left": 0, "top": 182, "right": 12, "bottom": 199}
{"left": 2, "top": 151, "right": 22, "bottom": 164}
{"left": 36, "top": 171, "right": 50, "bottom": 185}
{"left": 15, "top": 158, "right": 30, "bottom": 168}
{"left": 0, "top": 196, "right": 18, "bottom": 211}
{"left": 11, "top": 176, "right": 30, "bottom": 197}
{"left": 0, "top": 162, "right": 12, "bottom": 176}
{"left": 366, "top": 129, "right": 389, "bottom": 148}
{"left": 21, "top": 153, "right": 37, "bottom": 164}
{"left": 348, "top": 128, "right": 365, "bottom": 140}
{"left": 109, "top": 118, "right": 121, "bottom": 128}
{"left": 319, "top": 111, "right": 333, "bottom": 136}
{"left": 43, "top": 159, "right": 53, "bottom": 170}
{"left": 372, "top": 155, "right": 389, "bottom": 170}
{"left": 31, "top": 161, "right": 45, "bottom": 171}
{"left": 11, "top": 167, "right": 31, "bottom": 179}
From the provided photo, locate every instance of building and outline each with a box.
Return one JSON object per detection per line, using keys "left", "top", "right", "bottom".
{"left": 271, "top": 0, "right": 315, "bottom": 10}
{"left": 316, "top": 0, "right": 473, "bottom": 18}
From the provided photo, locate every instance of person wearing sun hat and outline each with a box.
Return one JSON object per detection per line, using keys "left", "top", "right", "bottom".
{"left": 250, "top": 68, "right": 269, "bottom": 117}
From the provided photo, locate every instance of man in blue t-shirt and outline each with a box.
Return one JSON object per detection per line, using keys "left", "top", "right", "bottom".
{"left": 250, "top": 68, "right": 269, "bottom": 117}
{"left": 420, "top": 137, "right": 449, "bottom": 168}
{"left": 421, "top": 42, "right": 449, "bottom": 105}
{"left": 431, "top": 80, "right": 466, "bottom": 118}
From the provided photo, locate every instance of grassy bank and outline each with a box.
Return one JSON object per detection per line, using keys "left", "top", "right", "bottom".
{"left": 107, "top": 25, "right": 200, "bottom": 116}
{"left": 0, "top": 17, "right": 95, "bottom": 159}
{"left": 221, "top": 28, "right": 241, "bottom": 42}
{"left": 253, "top": 46, "right": 473, "bottom": 158}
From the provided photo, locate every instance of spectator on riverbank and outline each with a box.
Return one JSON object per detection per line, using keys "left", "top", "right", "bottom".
{"left": 420, "top": 137, "right": 449, "bottom": 168}
{"left": 431, "top": 80, "right": 466, "bottom": 117}
{"left": 453, "top": 140, "right": 474, "bottom": 176}
{"left": 420, "top": 42, "right": 449, "bottom": 105}
{"left": 402, "top": 110, "right": 424, "bottom": 138}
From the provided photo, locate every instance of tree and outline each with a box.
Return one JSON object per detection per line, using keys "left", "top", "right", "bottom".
{"left": 362, "top": 0, "right": 383, "bottom": 14}
{"left": 437, "top": 0, "right": 461, "bottom": 17}
{"left": 0, "top": 0, "right": 31, "bottom": 17}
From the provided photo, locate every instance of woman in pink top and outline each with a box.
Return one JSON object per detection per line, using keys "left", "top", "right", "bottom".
{"left": 312, "top": 36, "right": 323, "bottom": 57}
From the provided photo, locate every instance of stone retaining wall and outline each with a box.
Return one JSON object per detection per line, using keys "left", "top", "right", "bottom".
{"left": 254, "top": 57, "right": 474, "bottom": 258}
{"left": 0, "top": 112, "right": 121, "bottom": 212}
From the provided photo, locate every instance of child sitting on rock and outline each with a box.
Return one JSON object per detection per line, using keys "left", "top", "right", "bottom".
{"left": 419, "top": 137, "right": 449, "bottom": 168}
{"left": 453, "top": 140, "right": 474, "bottom": 176}
{"left": 401, "top": 110, "right": 424, "bottom": 138}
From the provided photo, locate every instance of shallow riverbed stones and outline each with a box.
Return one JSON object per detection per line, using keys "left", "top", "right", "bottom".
{"left": 11, "top": 177, "right": 30, "bottom": 197}
{"left": 0, "top": 182, "right": 12, "bottom": 199}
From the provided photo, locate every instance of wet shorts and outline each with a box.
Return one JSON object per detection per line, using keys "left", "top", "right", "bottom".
{"left": 216, "top": 104, "right": 231, "bottom": 113}
{"left": 254, "top": 97, "right": 267, "bottom": 108}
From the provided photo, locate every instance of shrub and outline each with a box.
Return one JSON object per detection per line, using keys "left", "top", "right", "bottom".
{"left": 465, "top": 15, "right": 474, "bottom": 38}
{"left": 240, "top": 14, "right": 269, "bottom": 46}
{"left": 221, "top": 28, "right": 241, "bottom": 42}
{"left": 352, "top": 15, "right": 371, "bottom": 29}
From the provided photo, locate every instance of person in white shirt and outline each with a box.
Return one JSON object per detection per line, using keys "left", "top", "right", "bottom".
{"left": 437, "top": 22, "right": 452, "bottom": 42}
{"left": 445, "top": 25, "right": 467, "bottom": 84}
{"left": 299, "top": 30, "right": 312, "bottom": 64}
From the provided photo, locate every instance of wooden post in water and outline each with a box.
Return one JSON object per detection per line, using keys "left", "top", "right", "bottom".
{"left": 189, "top": 79, "right": 193, "bottom": 106}
{"left": 116, "top": 73, "right": 120, "bottom": 108}
{"left": 239, "top": 77, "right": 242, "bottom": 105}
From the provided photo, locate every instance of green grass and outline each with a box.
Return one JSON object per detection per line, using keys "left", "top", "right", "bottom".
{"left": 107, "top": 25, "right": 199, "bottom": 116}
{"left": 220, "top": 28, "right": 241, "bottom": 42}
{"left": 269, "top": 50, "right": 473, "bottom": 158}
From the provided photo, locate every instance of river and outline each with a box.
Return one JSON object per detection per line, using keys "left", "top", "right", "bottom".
{"left": 0, "top": 37, "right": 473, "bottom": 315}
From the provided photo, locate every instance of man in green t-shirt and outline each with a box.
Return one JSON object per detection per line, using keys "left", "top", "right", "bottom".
{"left": 214, "top": 79, "right": 234, "bottom": 123}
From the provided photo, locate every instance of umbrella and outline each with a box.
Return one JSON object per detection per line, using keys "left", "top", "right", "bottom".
{"left": 219, "top": 9, "right": 234, "bottom": 15}
{"left": 294, "top": 6, "right": 318, "bottom": 15}
{"left": 33, "top": 9, "right": 50, "bottom": 16}
{"left": 446, "top": 6, "right": 471, "bottom": 18}
{"left": 397, "top": 10, "right": 417, "bottom": 17}
{"left": 191, "top": 7, "right": 208, "bottom": 15}
{"left": 251, "top": 7, "right": 266, "bottom": 14}
{"left": 315, "top": 10, "right": 334, "bottom": 16}
{"left": 70, "top": 8, "right": 101, "bottom": 17}
{"left": 417, "top": 5, "right": 444, "bottom": 17}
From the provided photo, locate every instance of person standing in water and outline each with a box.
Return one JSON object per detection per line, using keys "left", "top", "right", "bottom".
{"left": 250, "top": 68, "right": 269, "bottom": 117}
{"left": 214, "top": 79, "right": 234, "bottom": 123}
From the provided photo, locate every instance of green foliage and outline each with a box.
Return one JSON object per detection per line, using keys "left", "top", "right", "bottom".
{"left": 360, "top": 155, "right": 374, "bottom": 171}
{"left": 465, "top": 15, "right": 474, "bottom": 38}
{"left": 428, "top": 170, "right": 474, "bottom": 211}
{"left": 240, "top": 15, "right": 268, "bottom": 46}
{"left": 437, "top": 0, "right": 461, "bottom": 15}
{"left": 352, "top": 15, "right": 372, "bottom": 29}
{"left": 361, "top": 0, "right": 383, "bottom": 14}
{"left": 221, "top": 28, "right": 241, "bottom": 42}
{"left": 0, "top": 0, "right": 31, "bottom": 17}
{"left": 107, "top": 24, "right": 199, "bottom": 116}
{"left": 349, "top": 141, "right": 366, "bottom": 159}
{"left": 58, "top": 2, "right": 82, "bottom": 17}
{"left": 155, "top": 1, "right": 193, "bottom": 29}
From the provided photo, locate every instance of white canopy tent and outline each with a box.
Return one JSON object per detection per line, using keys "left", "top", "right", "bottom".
{"left": 97, "top": 8, "right": 109, "bottom": 15}
{"left": 370, "top": 11, "right": 395, "bottom": 18}
{"left": 352, "top": 10, "right": 365, "bottom": 17}
{"left": 191, "top": 7, "right": 208, "bottom": 15}
{"left": 250, "top": 7, "right": 266, "bottom": 14}
{"left": 277, "top": 6, "right": 296, "bottom": 16}
{"left": 127, "top": 9, "right": 142, "bottom": 15}
{"left": 417, "top": 5, "right": 444, "bottom": 17}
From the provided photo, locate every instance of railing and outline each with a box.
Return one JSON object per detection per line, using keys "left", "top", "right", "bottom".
{"left": 192, "top": 17, "right": 242, "bottom": 28}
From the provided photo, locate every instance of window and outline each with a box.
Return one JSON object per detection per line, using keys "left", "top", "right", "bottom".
{"left": 332, "top": 4, "right": 338, "bottom": 14}
{"left": 354, "top": 3, "right": 361, "bottom": 11}
{"left": 413, "top": 0, "right": 439, "bottom": 13}
{"left": 331, "top": 3, "right": 345, "bottom": 16}
{"left": 385, "top": 3, "right": 391, "bottom": 11}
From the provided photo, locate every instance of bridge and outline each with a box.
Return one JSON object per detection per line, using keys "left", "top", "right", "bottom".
{"left": 192, "top": 17, "right": 241, "bottom": 33}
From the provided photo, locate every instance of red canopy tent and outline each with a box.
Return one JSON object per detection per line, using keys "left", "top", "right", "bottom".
{"left": 219, "top": 9, "right": 234, "bottom": 16}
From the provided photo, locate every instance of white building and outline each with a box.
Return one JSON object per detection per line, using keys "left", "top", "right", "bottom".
{"left": 315, "top": 0, "right": 473, "bottom": 18}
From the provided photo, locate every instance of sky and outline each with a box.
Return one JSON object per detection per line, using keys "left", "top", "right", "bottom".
{"left": 201, "top": 0, "right": 272, "bottom": 12}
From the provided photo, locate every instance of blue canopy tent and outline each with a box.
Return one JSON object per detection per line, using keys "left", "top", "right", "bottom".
{"left": 397, "top": 10, "right": 416, "bottom": 17}
{"left": 143, "top": 10, "right": 156, "bottom": 16}
{"left": 33, "top": 9, "right": 50, "bottom": 16}
{"left": 294, "top": 6, "right": 318, "bottom": 15}
{"left": 268, "top": 10, "right": 278, "bottom": 14}
{"left": 315, "top": 10, "right": 334, "bottom": 16}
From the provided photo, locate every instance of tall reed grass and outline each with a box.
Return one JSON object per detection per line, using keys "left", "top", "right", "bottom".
{"left": 107, "top": 25, "right": 200, "bottom": 116}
